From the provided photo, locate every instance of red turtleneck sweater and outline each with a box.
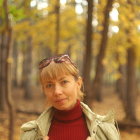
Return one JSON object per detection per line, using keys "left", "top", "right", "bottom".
{"left": 48, "top": 101, "right": 90, "bottom": 140}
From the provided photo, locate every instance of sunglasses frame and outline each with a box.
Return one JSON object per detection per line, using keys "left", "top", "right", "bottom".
{"left": 39, "top": 54, "right": 76, "bottom": 69}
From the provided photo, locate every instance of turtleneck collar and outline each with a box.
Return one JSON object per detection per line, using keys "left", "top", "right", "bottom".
{"left": 53, "top": 100, "right": 83, "bottom": 122}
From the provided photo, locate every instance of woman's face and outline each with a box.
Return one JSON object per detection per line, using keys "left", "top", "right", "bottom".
{"left": 43, "top": 74, "right": 81, "bottom": 110}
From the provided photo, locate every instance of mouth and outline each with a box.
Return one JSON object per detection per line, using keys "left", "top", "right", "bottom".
{"left": 55, "top": 98, "right": 67, "bottom": 103}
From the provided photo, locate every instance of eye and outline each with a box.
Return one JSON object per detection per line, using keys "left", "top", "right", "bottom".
{"left": 46, "top": 83, "right": 53, "bottom": 88}
{"left": 61, "top": 80, "right": 68, "bottom": 85}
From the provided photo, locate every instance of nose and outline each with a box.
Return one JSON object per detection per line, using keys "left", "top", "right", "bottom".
{"left": 53, "top": 84, "right": 62, "bottom": 96}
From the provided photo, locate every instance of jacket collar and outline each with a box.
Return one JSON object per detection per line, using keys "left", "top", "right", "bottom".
{"left": 80, "top": 102, "right": 96, "bottom": 121}
{"left": 36, "top": 102, "right": 96, "bottom": 136}
{"left": 80, "top": 102, "right": 97, "bottom": 136}
{"left": 36, "top": 107, "right": 54, "bottom": 136}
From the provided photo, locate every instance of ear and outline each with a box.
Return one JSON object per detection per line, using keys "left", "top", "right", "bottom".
{"left": 77, "top": 77, "right": 82, "bottom": 90}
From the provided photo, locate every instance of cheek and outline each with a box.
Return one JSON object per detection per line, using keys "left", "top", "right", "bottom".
{"left": 46, "top": 92, "right": 52, "bottom": 98}
{"left": 44, "top": 90, "right": 52, "bottom": 98}
{"left": 68, "top": 83, "right": 76, "bottom": 91}
{"left": 71, "top": 84, "right": 79, "bottom": 96}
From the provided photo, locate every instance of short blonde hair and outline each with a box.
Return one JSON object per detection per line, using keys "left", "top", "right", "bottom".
{"left": 39, "top": 62, "right": 84, "bottom": 101}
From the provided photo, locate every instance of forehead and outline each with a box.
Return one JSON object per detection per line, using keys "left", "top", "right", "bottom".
{"left": 40, "top": 62, "right": 78, "bottom": 84}
{"left": 45, "top": 75, "right": 74, "bottom": 83}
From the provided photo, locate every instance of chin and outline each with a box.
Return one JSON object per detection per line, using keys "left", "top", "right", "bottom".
{"left": 54, "top": 104, "right": 70, "bottom": 111}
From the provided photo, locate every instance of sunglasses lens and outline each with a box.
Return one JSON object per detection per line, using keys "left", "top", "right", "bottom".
{"left": 39, "top": 54, "right": 76, "bottom": 69}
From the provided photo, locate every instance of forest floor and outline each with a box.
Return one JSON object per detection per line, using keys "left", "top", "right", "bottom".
{"left": 0, "top": 86, "right": 140, "bottom": 140}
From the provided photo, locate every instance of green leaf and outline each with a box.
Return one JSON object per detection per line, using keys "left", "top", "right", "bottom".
{"left": 9, "top": 5, "right": 26, "bottom": 21}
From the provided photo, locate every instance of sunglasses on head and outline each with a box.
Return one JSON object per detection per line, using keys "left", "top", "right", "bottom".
{"left": 39, "top": 54, "right": 77, "bottom": 70}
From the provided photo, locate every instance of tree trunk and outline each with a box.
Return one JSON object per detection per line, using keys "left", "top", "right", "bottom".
{"left": 115, "top": 52, "right": 126, "bottom": 100}
{"left": 122, "top": 0, "right": 137, "bottom": 122}
{"left": 92, "top": 0, "right": 114, "bottom": 102}
{"left": 125, "top": 47, "right": 137, "bottom": 121}
{"left": 22, "top": 37, "right": 33, "bottom": 100}
{"left": 116, "top": 64, "right": 126, "bottom": 99}
{"left": 65, "top": 44, "right": 72, "bottom": 57}
{"left": 3, "top": 0, "right": 15, "bottom": 139}
{"left": 0, "top": 32, "right": 6, "bottom": 111}
{"left": 82, "top": 0, "right": 94, "bottom": 103}
{"left": 5, "top": 28, "right": 15, "bottom": 140}
{"left": 12, "top": 41, "right": 18, "bottom": 87}
{"left": 55, "top": 0, "right": 60, "bottom": 55}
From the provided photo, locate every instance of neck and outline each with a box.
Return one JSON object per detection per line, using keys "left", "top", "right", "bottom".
{"left": 53, "top": 100, "right": 82, "bottom": 121}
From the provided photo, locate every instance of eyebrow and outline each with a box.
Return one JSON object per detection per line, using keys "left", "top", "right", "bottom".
{"left": 45, "top": 81, "right": 53, "bottom": 83}
{"left": 58, "top": 76, "right": 67, "bottom": 81}
{"left": 45, "top": 76, "right": 68, "bottom": 83}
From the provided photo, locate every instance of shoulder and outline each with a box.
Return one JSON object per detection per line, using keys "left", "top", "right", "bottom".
{"left": 95, "top": 110, "right": 115, "bottom": 123}
{"left": 20, "top": 120, "right": 38, "bottom": 140}
{"left": 95, "top": 111, "right": 120, "bottom": 140}
{"left": 21, "top": 120, "right": 37, "bottom": 131}
{"left": 20, "top": 107, "right": 54, "bottom": 140}
{"left": 80, "top": 102, "right": 120, "bottom": 140}
{"left": 80, "top": 102, "right": 116, "bottom": 124}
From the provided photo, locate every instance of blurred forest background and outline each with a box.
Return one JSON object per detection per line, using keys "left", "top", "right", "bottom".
{"left": 0, "top": 0, "right": 140, "bottom": 140}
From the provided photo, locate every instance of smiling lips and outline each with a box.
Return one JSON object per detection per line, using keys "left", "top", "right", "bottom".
{"left": 55, "top": 98, "right": 67, "bottom": 104}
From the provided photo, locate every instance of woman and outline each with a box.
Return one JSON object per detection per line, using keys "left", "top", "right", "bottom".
{"left": 21, "top": 54, "right": 120, "bottom": 140}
